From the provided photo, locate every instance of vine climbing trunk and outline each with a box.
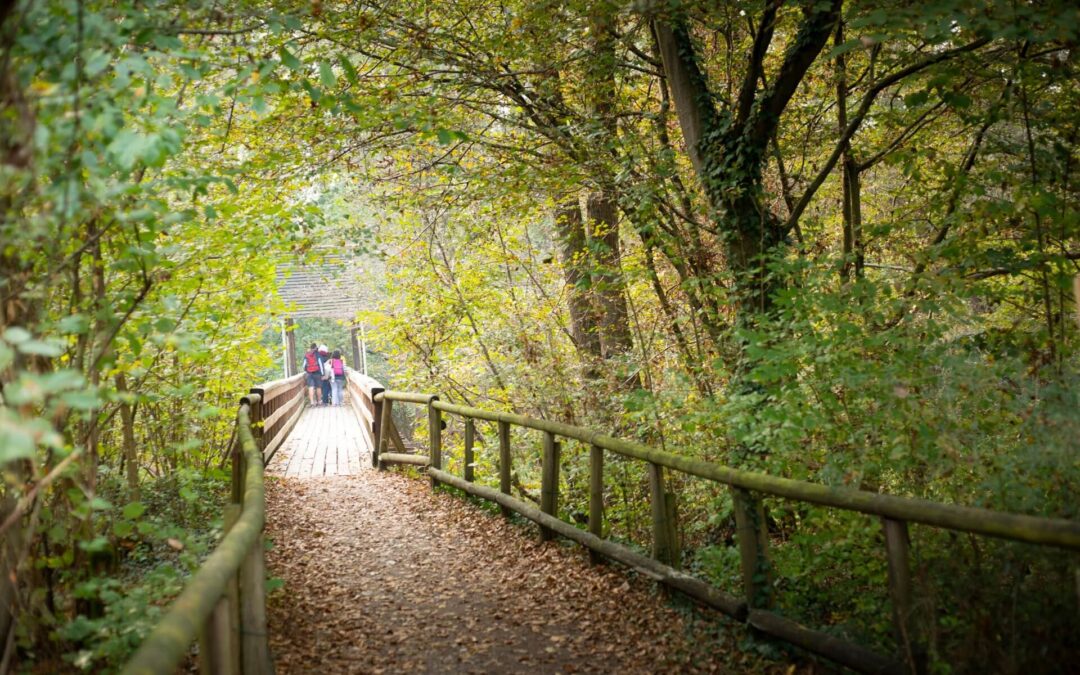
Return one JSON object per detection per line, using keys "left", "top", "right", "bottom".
{"left": 585, "top": 192, "right": 634, "bottom": 361}
{"left": 652, "top": 1, "right": 841, "bottom": 320}
{"left": 554, "top": 198, "right": 603, "bottom": 364}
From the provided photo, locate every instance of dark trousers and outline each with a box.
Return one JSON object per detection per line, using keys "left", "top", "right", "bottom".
{"left": 321, "top": 378, "right": 331, "bottom": 402}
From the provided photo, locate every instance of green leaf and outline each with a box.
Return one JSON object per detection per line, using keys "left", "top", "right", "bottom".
{"left": 122, "top": 502, "right": 147, "bottom": 519}
{"left": 59, "top": 390, "right": 101, "bottom": 411}
{"left": 78, "top": 537, "right": 112, "bottom": 554}
{"left": 58, "top": 314, "right": 90, "bottom": 335}
{"left": 279, "top": 47, "right": 301, "bottom": 71}
{"left": 318, "top": 61, "right": 337, "bottom": 88}
{"left": 18, "top": 339, "right": 65, "bottom": 357}
{"left": 2, "top": 327, "right": 31, "bottom": 344}
{"left": 0, "top": 421, "right": 36, "bottom": 463}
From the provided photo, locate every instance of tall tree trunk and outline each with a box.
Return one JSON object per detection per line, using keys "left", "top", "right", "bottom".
{"left": 585, "top": 191, "right": 634, "bottom": 359}
{"left": 554, "top": 198, "right": 603, "bottom": 362}
{"left": 585, "top": 3, "right": 635, "bottom": 362}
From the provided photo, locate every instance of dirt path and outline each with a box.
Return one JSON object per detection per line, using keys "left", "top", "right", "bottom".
{"left": 264, "top": 471, "right": 791, "bottom": 674}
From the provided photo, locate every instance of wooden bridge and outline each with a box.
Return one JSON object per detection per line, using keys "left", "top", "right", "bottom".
{"left": 121, "top": 370, "right": 1080, "bottom": 675}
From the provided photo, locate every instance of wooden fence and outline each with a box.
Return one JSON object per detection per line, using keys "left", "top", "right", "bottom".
{"left": 359, "top": 382, "right": 1080, "bottom": 675}
{"left": 122, "top": 373, "right": 305, "bottom": 675}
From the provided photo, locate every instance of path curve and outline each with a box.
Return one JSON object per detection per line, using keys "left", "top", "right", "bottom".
{"left": 264, "top": 471, "right": 783, "bottom": 673}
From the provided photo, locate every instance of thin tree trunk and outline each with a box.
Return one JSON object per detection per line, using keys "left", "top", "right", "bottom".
{"left": 115, "top": 373, "right": 140, "bottom": 502}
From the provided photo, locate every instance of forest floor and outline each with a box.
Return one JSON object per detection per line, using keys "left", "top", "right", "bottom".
{"left": 264, "top": 470, "right": 818, "bottom": 674}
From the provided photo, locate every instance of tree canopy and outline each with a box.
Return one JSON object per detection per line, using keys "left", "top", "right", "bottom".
{"left": 1, "top": 0, "right": 1078, "bottom": 670}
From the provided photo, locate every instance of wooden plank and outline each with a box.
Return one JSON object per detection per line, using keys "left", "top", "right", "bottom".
{"left": 261, "top": 390, "right": 301, "bottom": 432}
{"left": 380, "top": 453, "right": 430, "bottom": 467}
{"left": 747, "top": 610, "right": 902, "bottom": 675}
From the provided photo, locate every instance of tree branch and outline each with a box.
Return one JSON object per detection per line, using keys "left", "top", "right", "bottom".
{"left": 781, "top": 36, "right": 991, "bottom": 236}
{"left": 734, "top": 0, "right": 779, "bottom": 130}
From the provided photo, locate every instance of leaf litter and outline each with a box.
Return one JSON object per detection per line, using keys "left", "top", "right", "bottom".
{"left": 265, "top": 471, "right": 821, "bottom": 673}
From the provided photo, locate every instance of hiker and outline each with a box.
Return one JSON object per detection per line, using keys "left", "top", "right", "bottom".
{"left": 318, "top": 344, "right": 332, "bottom": 405}
{"left": 329, "top": 350, "right": 346, "bottom": 406}
{"left": 303, "top": 343, "right": 322, "bottom": 406}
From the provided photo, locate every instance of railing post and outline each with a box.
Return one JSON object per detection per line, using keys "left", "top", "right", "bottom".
{"left": 498, "top": 421, "right": 511, "bottom": 518}
{"left": 370, "top": 386, "right": 384, "bottom": 468}
{"left": 224, "top": 504, "right": 242, "bottom": 675}
{"left": 284, "top": 317, "right": 297, "bottom": 377}
{"left": 539, "top": 432, "right": 560, "bottom": 542}
{"left": 239, "top": 533, "right": 272, "bottom": 674}
{"left": 732, "top": 487, "right": 772, "bottom": 609}
{"left": 588, "top": 444, "right": 604, "bottom": 564}
{"left": 884, "top": 518, "right": 926, "bottom": 673}
{"left": 429, "top": 398, "right": 442, "bottom": 489}
{"left": 648, "top": 463, "right": 680, "bottom": 569}
{"left": 350, "top": 327, "right": 361, "bottom": 370}
{"left": 377, "top": 397, "right": 393, "bottom": 471}
{"left": 463, "top": 417, "right": 475, "bottom": 483}
{"left": 247, "top": 392, "right": 265, "bottom": 455}
{"left": 230, "top": 438, "right": 243, "bottom": 506}
{"left": 199, "top": 505, "right": 239, "bottom": 675}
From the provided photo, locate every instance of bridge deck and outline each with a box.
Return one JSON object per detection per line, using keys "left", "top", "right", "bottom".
{"left": 266, "top": 404, "right": 370, "bottom": 477}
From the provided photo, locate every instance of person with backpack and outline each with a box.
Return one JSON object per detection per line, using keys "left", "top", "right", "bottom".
{"left": 328, "top": 350, "right": 346, "bottom": 406}
{"left": 303, "top": 343, "right": 323, "bottom": 406}
{"left": 317, "top": 344, "right": 332, "bottom": 405}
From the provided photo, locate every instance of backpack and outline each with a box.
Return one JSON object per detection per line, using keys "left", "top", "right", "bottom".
{"left": 332, "top": 358, "right": 344, "bottom": 376}
{"left": 304, "top": 351, "right": 320, "bottom": 373}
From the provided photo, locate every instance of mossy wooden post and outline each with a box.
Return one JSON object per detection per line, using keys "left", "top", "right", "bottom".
{"left": 429, "top": 397, "right": 442, "bottom": 489}
{"left": 199, "top": 505, "right": 239, "bottom": 675}
{"left": 648, "top": 463, "right": 680, "bottom": 568}
{"left": 883, "top": 518, "right": 925, "bottom": 673}
{"left": 247, "top": 394, "right": 264, "bottom": 454}
{"left": 224, "top": 504, "right": 242, "bottom": 675}
{"left": 588, "top": 444, "right": 604, "bottom": 564}
{"left": 539, "top": 432, "right": 560, "bottom": 541}
{"left": 371, "top": 394, "right": 384, "bottom": 468}
{"left": 498, "top": 421, "right": 512, "bottom": 517}
{"left": 732, "top": 487, "right": 772, "bottom": 608}
{"left": 377, "top": 398, "right": 393, "bottom": 471}
{"left": 463, "top": 417, "right": 475, "bottom": 483}
{"left": 240, "top": 533, "right": 272, "bottom": 674}
{"left": 230, "top": 437, "right": 244, "bottom": 505}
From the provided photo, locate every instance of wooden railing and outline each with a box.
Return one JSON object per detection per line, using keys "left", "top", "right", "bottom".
{"left": 123, "top": 373, "right": 305, "bottom": 675}
{"left": 344, "top": 368, "right": 383, "bottom": 466}
{"left": 362, "top": 385, "right": 1080, "bottom": 675}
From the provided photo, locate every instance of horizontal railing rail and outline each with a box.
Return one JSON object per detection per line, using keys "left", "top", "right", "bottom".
{"left": 368, "top": 387, "right": 1080, "bottom": 675}
{"left": 122, "top": 374, "right": 307, "bottom": 675}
